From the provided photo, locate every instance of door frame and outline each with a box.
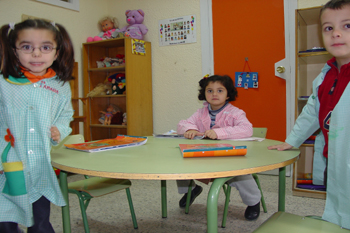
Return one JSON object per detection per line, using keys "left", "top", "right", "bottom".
{"left": 200, "top": 0, "right": 297, "bottom": 176}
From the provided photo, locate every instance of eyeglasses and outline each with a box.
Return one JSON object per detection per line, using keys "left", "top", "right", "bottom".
{"left": 16, "top": 45, "right": 57, "bottom": 54}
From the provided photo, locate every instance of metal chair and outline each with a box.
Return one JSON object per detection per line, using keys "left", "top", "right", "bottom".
{"left": 52, "top": 134, "right": 138, "bottom": 233}
{"left": 185, "top": 128, "right": 268, "bottom": 228}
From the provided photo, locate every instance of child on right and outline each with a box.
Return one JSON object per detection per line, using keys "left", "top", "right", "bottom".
{"left": 176, "top": 74, "right": 261, "bottom": 221}
{"left": 268, "top": 0, "right": 350, "bottom": 229}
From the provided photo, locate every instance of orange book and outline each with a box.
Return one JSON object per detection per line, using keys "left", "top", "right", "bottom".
{"left": 179, "top": 144, "right": 247, "bottom": 158}
{"left": 65, "top": 135, "right": 147, "bottom": 152}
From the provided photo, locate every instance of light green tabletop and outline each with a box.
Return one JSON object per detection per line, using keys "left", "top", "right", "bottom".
{"left": 51, "top": 136, "right": 300, "bottom": 233}
{"left": 52, "top": 137, "right": 299, "bottom": 180}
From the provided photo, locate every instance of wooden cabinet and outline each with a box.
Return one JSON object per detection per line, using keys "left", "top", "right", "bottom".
{"left": 70, "top": 62, "right": 88, "bottom": 136}
{"left": 82, "top": 38, "right": 153, "bottom": 141}
{"left": 293, "top": 6, "right": 332, "bottom": 199}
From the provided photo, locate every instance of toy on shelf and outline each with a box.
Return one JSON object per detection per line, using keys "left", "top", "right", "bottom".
{"left": 122, "top": 112, "right": 127, "bottom": 125}
{"left": 96, "top": 54, "right": 125, "bottom": 68}
{"left": 108, "top": 73, "right": 126, "bottom": 95}
{"left": 86, "top": 83, "right": 111, "bottom": 97}
{"left": 114, "top": 9, "right": 148, "bottom": 40}
{"left": 87, "top": 16, "right": 119, "bottom": 42}
{"left": 116, "top": 54, "right": 125, "bottom": 65}
{"left": 99, "top": 104, "right": 123, "bottom": 125}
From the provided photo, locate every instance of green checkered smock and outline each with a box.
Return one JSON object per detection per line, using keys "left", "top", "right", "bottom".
{"left": 0, "top": 74, "right": 73, "bottom": 226}
{"left": 286, "top": 63, "right": 350, "bottom": 230}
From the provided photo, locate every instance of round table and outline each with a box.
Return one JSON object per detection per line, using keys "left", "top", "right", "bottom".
{"left": 52, "top": 136, "right": 300, "bottom": 233}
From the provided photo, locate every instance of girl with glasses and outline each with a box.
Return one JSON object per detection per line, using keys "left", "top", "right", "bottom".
{"left": 0, "top": 19, "right": 75, "bottom": 233}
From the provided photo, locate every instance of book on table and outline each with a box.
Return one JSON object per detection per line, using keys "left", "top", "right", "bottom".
{"left": 179, "top": 143, "right": 247, "bottom": 158}
{"left": 154, "top": 134, "right": 204, "bottom": 140}
{"left": 154, "top": 129, "right": 204, "bottom": 140}
{"left": 64, "top": 135, "right": 147, "bottom": 152}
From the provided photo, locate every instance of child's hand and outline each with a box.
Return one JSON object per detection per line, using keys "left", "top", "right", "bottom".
{"left": 268, "top": 142, "right": 293, "bottom": 151}
{"left": 184, "top": 130, "right": 203, "bottom": 139}
{"left": 204, "top": 130, "right": 218, "bottom": 139}
{"left": 50, "top": 126, "right": 61, "bottom": 143}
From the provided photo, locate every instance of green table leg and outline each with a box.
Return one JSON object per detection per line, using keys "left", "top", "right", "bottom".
{"left": 59, "top": 171, "right": 71, "bottom": 233}
{"left": 161, "top": 180, "right": 167, "bottom": 218}
{"left": 207, "top": 177, "right": 233, "bottom": 233}
{"left": 278, "top": 167, "right": 286, "bottom": 212}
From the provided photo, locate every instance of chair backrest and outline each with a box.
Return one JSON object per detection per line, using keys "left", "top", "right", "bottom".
{"left": 252, "top": 128, "right": 267, "bottom": 138}
{"left": 51, "top": 134, "right": 85, "bottom": 152}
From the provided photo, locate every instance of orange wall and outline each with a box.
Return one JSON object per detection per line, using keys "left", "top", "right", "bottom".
{"left": 212, "top": 0, "right": 286, "bottom": 141}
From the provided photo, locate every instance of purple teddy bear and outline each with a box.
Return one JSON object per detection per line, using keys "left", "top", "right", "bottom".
{"left": 117, "top": 9, "right": 148, "bottom": 40}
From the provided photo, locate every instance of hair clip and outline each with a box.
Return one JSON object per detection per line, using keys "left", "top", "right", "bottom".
{"left": 51, "top": 21, "right": 56, "bottom": 27}
{"left": 9, "top": 22, "right": 15, "bottom": 30}
{"left": 203, "top": 74, "right": 210, "bottom": 79}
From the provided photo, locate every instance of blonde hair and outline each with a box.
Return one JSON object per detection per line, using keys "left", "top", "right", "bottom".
{"left": 98, "top": 16, "right": 119, "bottom": 31}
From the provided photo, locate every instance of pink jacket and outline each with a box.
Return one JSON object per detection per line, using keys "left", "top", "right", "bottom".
{"left": 177, "top": 102, "right": 253, "bottom": 140}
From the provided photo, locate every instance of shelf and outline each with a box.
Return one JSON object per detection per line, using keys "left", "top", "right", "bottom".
{"left": 292, "top": 189, "right": 326, "bottom": 199}
{"left": 89, "top": 94, "right": 126, "bottom": 98}
{"left": 88, "top": 66, "right": 125, "bottom": 72}
{"left": 298, "top": 97, "right": 309, "bottom": 101}
{"left": 90, "top": 124, "right": 127, "bottom": 129}
{"left": 298, "top": 51, "right": 328, "bottom": 57}
{"left": 298, "top": 51, "right": 332, "bottom": 64}
{"left": 73, "top": 116, "right": 86, "bottom": 120}
{"left": 70, "top": 62, "right": 88, "bottom": 137}
{"left": 83, "top": 38, "right": 153, "bottom": 141}
{"left": 301, "top": 143, "right": 314, "bottom": 147}
{"left": 294, "top": 6, "right": 326, "bottom": 199}
{"left": 83, "top": 38, "right": 125, "bottom": 47}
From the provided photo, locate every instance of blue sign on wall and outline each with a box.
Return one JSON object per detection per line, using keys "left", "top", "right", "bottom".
{"left": 235, "top": 72, "right": 258, "bottom": 89}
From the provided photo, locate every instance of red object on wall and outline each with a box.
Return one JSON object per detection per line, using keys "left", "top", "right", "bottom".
{"left": 212, "top": 0, "right": 286, "bottom": 141}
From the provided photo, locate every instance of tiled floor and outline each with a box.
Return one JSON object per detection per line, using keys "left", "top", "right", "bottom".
{"left": 21, "top": 174, "right": 326, "bottom": 233}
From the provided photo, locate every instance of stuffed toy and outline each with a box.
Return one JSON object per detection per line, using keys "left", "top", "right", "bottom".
{"left": 87, "top": 16, "right": 119, "bottom": 42}
{"left": 116, "top": 54, "right": 125, "bottom": 66}
{"left": 108, "top": 73, "right": 126, "bottom": 94}
{"left": 96, "top": 57, "right": 119, "bottom": 68}
{"left": 114, "top": 9, "right": 148, "bottom": 40}
{"left": 96, "top": 55, "right": 125, "bottom": 68}
{"left": 86, "top": 83, "right": 111, "bottom": 97}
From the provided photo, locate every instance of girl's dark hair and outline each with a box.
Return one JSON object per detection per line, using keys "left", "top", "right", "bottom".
{"left": 198, "top": 75, "right": 238, "bottom": 102}
{"left": 320, "top": 0, "right": 350, "bottom": 16}
{"left": 0, "top": 19, "right": 74, "bottom": 82}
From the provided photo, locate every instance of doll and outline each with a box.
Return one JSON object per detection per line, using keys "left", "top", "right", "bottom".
{"left": 122, "top": 112, "right": 127, "bottom": 125}
{"left": 100, "top": 105, "right": 117, "bottom": 125}
{"left": 87, "top": 16, "right": 119, "bottom": 42}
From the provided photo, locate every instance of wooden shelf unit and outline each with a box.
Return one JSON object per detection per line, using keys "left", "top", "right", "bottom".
{"left": 293, "top": 6, "right": 331, "bottom": 199}
{"left": 70, "top": 62, "right": 87, "bottom": 136}
{"left": 83, "top": 38, "right": 153, "bottom": 141}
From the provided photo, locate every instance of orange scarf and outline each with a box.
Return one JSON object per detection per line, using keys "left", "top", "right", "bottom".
{"left": 21, "top": 68, "right": 56, "bottom": 83}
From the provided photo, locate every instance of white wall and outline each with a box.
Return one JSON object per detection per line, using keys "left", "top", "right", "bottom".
{"left": 0, "top": 0, "right": 203, "bottom": 135}
{"left": 109, "top": 0, "right": 203, "bottom": 134}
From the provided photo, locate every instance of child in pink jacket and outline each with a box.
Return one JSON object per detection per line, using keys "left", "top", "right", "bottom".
{"left": 176, "top": 74, "right": 261, "bottom": 221}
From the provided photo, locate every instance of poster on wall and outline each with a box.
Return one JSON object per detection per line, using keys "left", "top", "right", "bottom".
{"left": 158, "top": 15, "right": 196, "bottom": 46}
{"left": 235, "top": 72, "right": 259, "bottom": 89}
